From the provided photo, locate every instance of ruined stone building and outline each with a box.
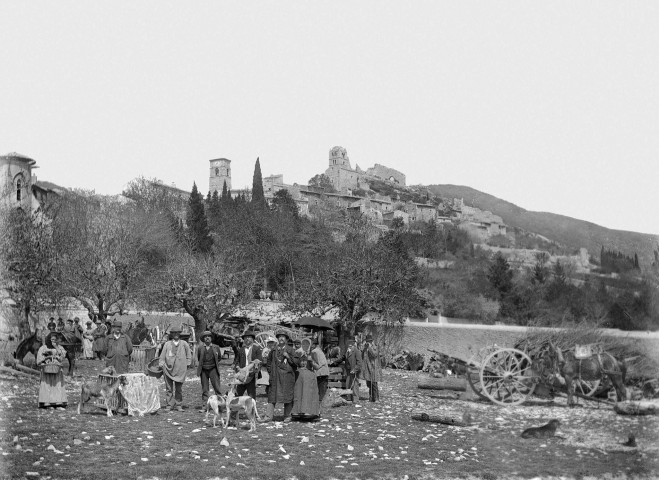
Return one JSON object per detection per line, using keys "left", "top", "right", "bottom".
{"left": 324, "top": 146, "right": 406, "bottom": 192}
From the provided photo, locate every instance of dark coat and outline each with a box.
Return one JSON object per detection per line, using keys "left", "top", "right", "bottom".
{"left": 105, "top": 334, "right": 133, "bottom": 374}
{"left": 332, "top": 346, "right": 362, "bottom": 375}
{"left": 196, "top": 343, "right": 222, "bottom": 376}
{"left": 266, "top": 344, "right": 296, "bottom": 404}
{"left": 233, "top": 343, "right": 263, "bottom": 369}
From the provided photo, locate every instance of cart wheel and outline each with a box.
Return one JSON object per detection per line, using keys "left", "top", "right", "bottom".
{"left": 479, "top": 348, "right": 537, "bottom": 406}
{"left": 467, "top": 345, "right": 501, "bottom": 401}
{"left": 254, "top": 332, "right": 272, "bottom": 350}
{"left": 575, "top": 378, "right": 601, "bottom": 397}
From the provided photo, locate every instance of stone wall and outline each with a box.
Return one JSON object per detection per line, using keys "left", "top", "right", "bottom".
{"left": 399, "top": 322, "right": 659, "bottom": 365}
{"left": 366, "top": 163, "right": 406, "bottom": 186}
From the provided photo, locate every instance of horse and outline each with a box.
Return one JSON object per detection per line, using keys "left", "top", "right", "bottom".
{"left": 126, "top": 318, "right": 153, "bottom": 346}
{"left": 540, "top": 341, "right": 627, "bottom": 407}
{"left": 14, "top": 331, "right": 80, "bottom": 376}
{"left": 13, "top": 332, "right": 42, "bottom": 365}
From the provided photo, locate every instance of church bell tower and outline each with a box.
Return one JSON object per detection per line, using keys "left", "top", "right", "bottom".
{"left": 209, "top": 158, "right": 232, "bottom": 194}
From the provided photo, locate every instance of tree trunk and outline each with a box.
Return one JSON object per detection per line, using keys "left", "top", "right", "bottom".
{"left": 614, "top": 400, "right": 659, "bottom": 416}
{"left": 411, "top": 413, "right": 471, "bottom": 426}
{"left": 18, "top": 304, "right": 32, "bottom": 340}
{"left": 417, "top": 376, "right": 467, "bottom": 391}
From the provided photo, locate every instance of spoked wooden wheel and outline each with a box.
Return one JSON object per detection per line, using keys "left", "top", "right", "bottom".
{"left": 479, "top": 348, "right": 537, "bottom": 406}
{"left": 255, "top": 332, "right": 274, "bottom": 350}
{"left": 467, "top": 345, "right": 501, "bottom": 400}
{"left": 575, "top": 378, "right": 601, "bottom": 397}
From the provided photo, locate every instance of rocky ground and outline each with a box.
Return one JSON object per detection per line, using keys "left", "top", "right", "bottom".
{"left": 0, "top": 357, "right": 657, "bottom": 480}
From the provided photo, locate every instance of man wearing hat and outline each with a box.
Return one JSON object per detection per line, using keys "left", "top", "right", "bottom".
{"left": 261, "top": 330, "right": 297, "bottom": 423}
{"left": 196, "top": 331, "right": 222, "bottom": 410}
{"left": 330, "top": 339, "right": 362, "bottom": 402}
{"left": 105, "top": 320, "right": 133, "bottom": 374}
{"left": 232, "top": 330, "right": 262, "bottom": 400}
{"left": 360, "top": 334, "right": 381, "bottom": 402}
{"left": 159, "top": 325, "right": 191, "bottom": 411}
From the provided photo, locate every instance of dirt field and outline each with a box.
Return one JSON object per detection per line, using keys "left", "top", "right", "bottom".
{"left": 1, "top": 355, "right": 657, "bottom": 480}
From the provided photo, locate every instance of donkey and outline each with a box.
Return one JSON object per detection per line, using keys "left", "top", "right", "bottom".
{"left": 547, "top": 341, "right": 627, "bottom": 407}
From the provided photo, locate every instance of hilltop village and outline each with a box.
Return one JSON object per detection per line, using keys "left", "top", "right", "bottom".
{"left": 210, "top": 146, "right": 507, "bottom": 242}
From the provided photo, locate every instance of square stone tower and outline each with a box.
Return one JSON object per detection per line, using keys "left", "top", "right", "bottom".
{"left": 209, "top": 158, "right": 232, "bottom": 194}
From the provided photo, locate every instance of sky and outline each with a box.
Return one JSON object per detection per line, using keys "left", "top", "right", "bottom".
{"left": 1, "top": 2, "right": 658, "bottom": 234}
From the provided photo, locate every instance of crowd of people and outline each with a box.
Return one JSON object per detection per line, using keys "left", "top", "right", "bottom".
{"left": 34, "top": 318, "right": 383, "bottom": 423}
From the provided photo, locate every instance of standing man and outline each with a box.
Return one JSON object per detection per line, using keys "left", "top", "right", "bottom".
{"left": 232, "top": 331, "right": 262, "bottom": 400}
{"left": 330, "top": 339, "right": 362, "bottom": 402}
{"left": 159, "top": 325, "right": 191, "bottom": 411}
{"left": 196, "top": 331, "right": 222, "bottom": 411}
{"left": 105, "top": 320, "right": 133, "bottom": 374}
{"left": 311, "top": 339, "right": 330, "bottom": 403}
{"left": 360, "top": 334, "right": 381, "bottom": 402}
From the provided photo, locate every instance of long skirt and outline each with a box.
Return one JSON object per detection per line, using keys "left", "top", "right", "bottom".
{"left": 83, "top": 338, "right": 93, "bottom": 358}
{"left": 38, "top": 370, "right": 67, "bottom": 407}
{"left": 291, "top": 368, "right": 320, "bottom": 420}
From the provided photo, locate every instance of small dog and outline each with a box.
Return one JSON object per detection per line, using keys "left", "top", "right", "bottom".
{"left": 78, "top": 375, "right": 127, "bottom": 417}
{"left": 205, "top": 394, "right": 228, "bottom": 428}
{"left": 521, "top": 419, "right": 560, "bottom": 439}
{"left": 224, "top": 384, "right": 261, "bottom": 432}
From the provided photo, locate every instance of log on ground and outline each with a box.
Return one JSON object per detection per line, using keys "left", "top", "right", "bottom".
{"left": 0, "top": 366, "right": 39, "bottom": 379}
{"left": 10, "top": 361, "right": 40, "bottom": 376}
{"left": 417, "top": 376, "right": 467, "bottom": 391}
{"left": 411, "top": 412, "right": 470, "bottom": 427}
{"left": 614, "top": 400, "right": 659, "bottom": 416}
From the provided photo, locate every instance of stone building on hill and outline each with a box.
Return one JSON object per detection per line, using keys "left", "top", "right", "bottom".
{"left": 324, "top": 146, "right": 406, "bottom": 192}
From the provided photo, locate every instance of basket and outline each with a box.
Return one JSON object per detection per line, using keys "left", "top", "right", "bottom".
{"left": 146, "top": 358, "right": 163, "bottom": 379}
{"left": 41, "top": 363, "right": 61, "bottom": 374}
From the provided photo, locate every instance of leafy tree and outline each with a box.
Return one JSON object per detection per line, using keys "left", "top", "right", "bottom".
{"left": 251, "top": 157, "right": 266, "bottom": 207}
{"left": 288, "top": 217, "right": 425, "bottom": 345}
{"left": 186, "top": 182, "right": 212, "bottom": 253}
{"left": 487, "top": 253, "right": 513, "bottom": 299}
{"left": 0, "top": 207, "right": 59, "bottom": 338}
{"left": 271, "top": 189, "right": 299, "bottom": 219}
{"left": 308, "top": 173, "right": 336, "bottom": 192}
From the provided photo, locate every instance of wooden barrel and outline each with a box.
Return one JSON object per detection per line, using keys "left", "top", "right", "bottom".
{"left": 95, "top": 375, "right": 127, "bottom": 412}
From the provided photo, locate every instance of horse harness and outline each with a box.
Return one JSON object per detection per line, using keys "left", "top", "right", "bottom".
{"left": 572, "top": 344, "right": 620, "bottom": 380}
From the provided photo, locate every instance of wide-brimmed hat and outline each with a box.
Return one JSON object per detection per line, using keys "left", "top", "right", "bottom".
{"left": 66, "top": 319, "right": 73, "bottom": 323}
{"left": 112, "top": 320, "right": 123, "bottom": 328}
{"left": 200, "top": 330, "right": 213, "bottom": 340}
{"left": 275, "top": 329, "right": 290, "bottom": 340}
{"left": 86, "top": 320, "right": 92, "bottom": 325}
{"left": 365, "top": 334, "right": 374, "bottom": 342}
{"left": 169, "top": 325, "right": 182, "bottom": 333}
{"left": 266, "top": 335, "right": 277, "bottom": 344}
{"left": 241, "top": 330, "right": 256, "bottom": 339}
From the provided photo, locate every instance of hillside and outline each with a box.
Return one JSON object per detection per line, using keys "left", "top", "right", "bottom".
{"left": 425, "top": 184, "right": 659, "bottom": 268}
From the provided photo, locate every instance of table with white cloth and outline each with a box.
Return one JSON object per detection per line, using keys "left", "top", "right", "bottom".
{"left": 117, "top": 373, "right": 161, "bottom": 416}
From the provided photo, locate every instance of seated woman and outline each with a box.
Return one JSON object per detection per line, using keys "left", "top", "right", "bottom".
{"left": 291, "top": 338, "right": 320, "bottom": 421}
{"left": 36, "top": 333, "right": 68, "bottom": 408}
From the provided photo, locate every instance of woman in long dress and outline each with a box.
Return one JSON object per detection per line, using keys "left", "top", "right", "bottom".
{"left": 291, "top": 338, "right": 320, "bottom": 421}
{"left": 82, "top": 321, "right": 95, "bottom": 359}
{"left": 36, "top": 333, "right": 68, "bottom": 408}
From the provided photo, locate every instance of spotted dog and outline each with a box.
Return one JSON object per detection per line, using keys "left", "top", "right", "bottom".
{"left": 224, "top": 384, "right": 261, "bottom": 432}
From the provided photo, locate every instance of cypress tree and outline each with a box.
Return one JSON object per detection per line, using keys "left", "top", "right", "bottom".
{"left": 251, "top": 157, "right": 266, "bottom": 206}
{"left": 186, "top": 182, "right": 213, "bottom": 253}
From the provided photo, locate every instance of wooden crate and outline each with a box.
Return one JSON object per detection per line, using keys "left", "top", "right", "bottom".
{"left": 328, "top": 366, "right": 346, "bottom": 388}
{"left": 131, "top": 346, "right": 157, "bottom": 372}
{"left": 95, "top": 375, "right": 127, "bottom": 412}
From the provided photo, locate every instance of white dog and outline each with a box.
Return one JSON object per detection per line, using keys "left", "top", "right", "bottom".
{"left": 204, "top": 394, "right": 227, "bottom": 428}
{"left": 224, "top": 383, "right": 261, "bottom": 432}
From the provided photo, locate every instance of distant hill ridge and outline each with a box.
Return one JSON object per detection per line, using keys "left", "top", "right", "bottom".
{"left": 424, "top": 184, "right": 659, "bottom": 268}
